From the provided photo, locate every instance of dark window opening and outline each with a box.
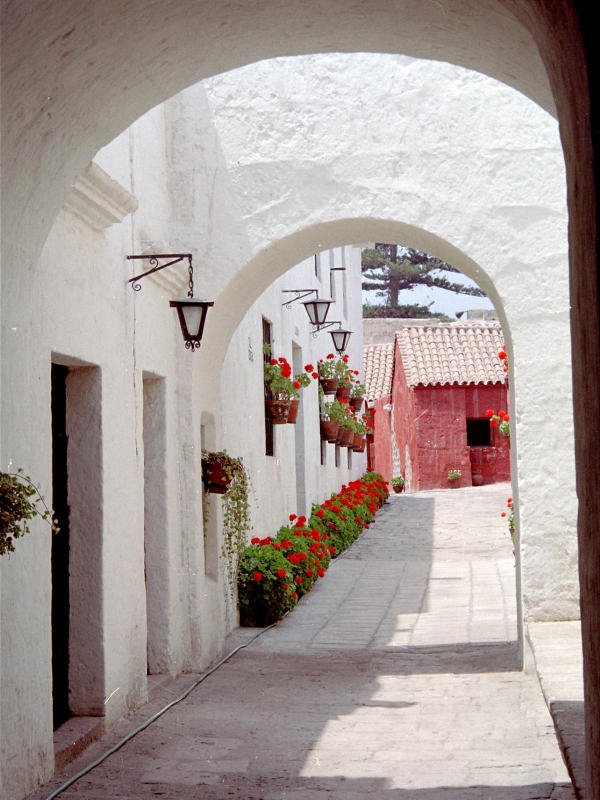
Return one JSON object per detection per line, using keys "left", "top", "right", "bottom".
{"left": 467, "top": 418, "right": 492, "bottom": 447}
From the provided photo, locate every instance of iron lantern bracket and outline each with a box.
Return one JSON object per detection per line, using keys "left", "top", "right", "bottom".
{"left": 127, "top": 253, "right": 193, "bottom": 294}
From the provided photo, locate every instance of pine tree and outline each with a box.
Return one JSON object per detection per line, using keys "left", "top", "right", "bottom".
{"left": 362, "top": 243, "right": 485, "bottom": 317}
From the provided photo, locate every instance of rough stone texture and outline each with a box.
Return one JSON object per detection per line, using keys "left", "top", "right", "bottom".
{"left": 27, "top": 484, "right": 575, "bottom": 800}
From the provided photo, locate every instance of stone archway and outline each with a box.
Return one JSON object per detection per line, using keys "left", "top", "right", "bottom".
{"left": 2, "top": 3, "right": 598, "bottom": 797}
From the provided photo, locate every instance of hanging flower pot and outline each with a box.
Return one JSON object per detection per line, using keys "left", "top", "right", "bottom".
{"left": 319, "top": 377, "right": 339, "bottom": 395}
{"left": 266, "top": 398, "right": 291, "bottom": 424}
{"left": 350, "top": 397, "right": 364, "bottom": 412}
{"left": 352, "top": 434, "right": 366, "bottom": 452}
{"left": 320, "top": 419, "right": 339, "bottom": 442}
{"left": 336, "top": 385, "right": 351, "bottom": 401}
{"left": 201, "top": 451, "right": 242, "bottom": 495}
{"left": 287, "top": 398, "right": 300, "bottom": 424}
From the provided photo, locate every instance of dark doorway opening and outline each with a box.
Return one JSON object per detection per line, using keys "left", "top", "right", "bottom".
{"left": 51, "top": 363, "right": 70, "bottom": 730}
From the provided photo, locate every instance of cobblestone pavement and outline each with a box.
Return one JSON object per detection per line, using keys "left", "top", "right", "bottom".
{"left": 31, "top": 484, "right": 575, "bottom": 800}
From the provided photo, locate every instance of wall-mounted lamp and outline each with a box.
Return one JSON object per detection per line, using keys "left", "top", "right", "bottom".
{"left": 127, "top": 253, "right": 214, "bottom": 351}
{"left": 281, "top": 289, "right": 333, "bottom": 326}
{"left": 312, "top": 320, "right": 353, "bottom": 354}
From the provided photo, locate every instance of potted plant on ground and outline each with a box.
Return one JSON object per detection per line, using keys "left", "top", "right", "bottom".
{"left": 447, "top": 468, "right": 461, "bottom": 487}
{"left": 391, "top": 475, "right": 405, "bottom": 493}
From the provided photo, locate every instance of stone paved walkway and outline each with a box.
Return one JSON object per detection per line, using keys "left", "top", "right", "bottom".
{"left": 31, "top": 483, "right": 576, "bottom": 800}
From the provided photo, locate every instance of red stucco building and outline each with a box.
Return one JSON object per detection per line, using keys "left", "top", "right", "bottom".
{"left": 364, "top": 320, "right": 510, "bottom": 491}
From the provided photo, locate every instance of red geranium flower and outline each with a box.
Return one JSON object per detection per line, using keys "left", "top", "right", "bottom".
{"left": 276, "top": 569, "right": 287, "bottom": 578}
{"left": 251, "top": 537, "right": 260, "bottom": 544}
{"left": 312, "top": 372, "right": 319, "bottom": 379}
{"left": 317, "top": 568, "right": 325, "bottom": 578}
{"left": 289, "top": 514, "right": 297, "bottom": 521}
{"left": 252, "top": 571, "right": 263, "bottom": 582}
{"left": 327, "top": 353, "right": 335, "bottom": 359}
{"left": 485, "top": 408, "right": 495, "bottom": 418}
{"left": 304, "top": 363, "right": 314, "bottom": 372}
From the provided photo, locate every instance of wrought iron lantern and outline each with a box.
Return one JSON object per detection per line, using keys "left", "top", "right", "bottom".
{"left": 282, "top": 289, "right": 333, "bottom": 326}
{"left": 330, "top": 325, "right": 353, "bottom": 354}
{"left": 127, "top": 253, "right": 213, "bottom": 350}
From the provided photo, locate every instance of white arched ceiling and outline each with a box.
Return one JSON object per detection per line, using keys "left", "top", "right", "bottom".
{"left": 2, "top": 0, "right": 553, "bottom": 276}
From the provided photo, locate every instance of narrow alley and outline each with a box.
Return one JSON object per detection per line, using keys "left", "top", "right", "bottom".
{"left": 31, "top": 484, "right": 576, "bottom": 800}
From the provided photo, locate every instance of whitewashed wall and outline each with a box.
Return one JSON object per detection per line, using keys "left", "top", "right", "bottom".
{"left": 199, "top": 53, "right": 577, "bottom": 626}
{"left": 0, "top": 53, "right": 575, "bottom": 800}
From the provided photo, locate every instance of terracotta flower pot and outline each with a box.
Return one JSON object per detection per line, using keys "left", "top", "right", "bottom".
{"left": 352, "top": 433, "right": 366, "bottom": 452}
{"left": 202, "top": 456, "right": 235, "bottom": 494}
{"left": 287, "top": 398, "right": 300, "bottom": 424}
{"left": 320, "top": 420, "right": 339, "bottom": 442}
{"left": 349, "top": 397, "right": 364, "bottom": 412}
{"left": 266, "top": 398, "right": 290, "bottom": 424}
{"left": 319, "top": 378, "right": 339, "bottom": 395}
{"left": 336, "top": 426, "right": 353, "bottom": 446}
{"left": 336, "top": 385, "right": 351, "bottom": 401}
{"left": 392, "top": 483, "right": 404, "bottom": 493}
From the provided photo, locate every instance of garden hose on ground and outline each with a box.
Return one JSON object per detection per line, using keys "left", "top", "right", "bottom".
{"left": 44, "top": 623, "right": 278, "bottom": 800}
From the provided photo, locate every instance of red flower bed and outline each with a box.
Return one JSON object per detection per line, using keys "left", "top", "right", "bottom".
{"left": 237, "top": 472, "right": 388, "bottom": 626}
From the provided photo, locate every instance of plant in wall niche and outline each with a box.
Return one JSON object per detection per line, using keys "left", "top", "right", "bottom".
{"left": 202, "top": 449, "right": 243, "bottom": 495}
{"left": 0, "top": 469, "right": 59, "bottom": 556}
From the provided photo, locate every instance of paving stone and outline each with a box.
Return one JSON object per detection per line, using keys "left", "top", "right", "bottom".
{"left": 28, "top": 483, "right": 579, "bottom": 800}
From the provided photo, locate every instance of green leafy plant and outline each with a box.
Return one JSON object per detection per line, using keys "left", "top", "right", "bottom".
{"left": 447, "top": 468, "right": 461, "bottom": 480}
{"left": 221, "top": 458, "right": 250, "bottom": 586}
{"left": 202, "top": 450, "right": 250, "bottom": 591}
{"left": 318, "top": 353, "right": 353, "bottom": 384}
{"left": 0, "top": 469, "right": 59, "bottom": 556}
{"left": 320, "top": 398, "right": 346, "bottom": 423}
{"left": 350, "top": 381, "right": 366, "bottom": 399}
{"left": 501, "top": 496, "right": 515, "bottom": 545}
{"left": 391, "top": 475, "right": 405, "bottom": 488}
{"left": 485, "top": 408, "right": 510, "bottom": 438}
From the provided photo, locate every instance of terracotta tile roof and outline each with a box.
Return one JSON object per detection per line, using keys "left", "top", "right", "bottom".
{"left": 395, "top": 321, "right": 506, "bottom": 387}
{"left": 363, "top": 342, "right": 394, "bottom": 402}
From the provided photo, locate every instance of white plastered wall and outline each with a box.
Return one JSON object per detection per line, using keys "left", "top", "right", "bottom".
{"left": 199, "top": 53, "right": 577, "bottom": 623}
{"left": 0, "top": 53, "right": 576, "bottom": 799}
